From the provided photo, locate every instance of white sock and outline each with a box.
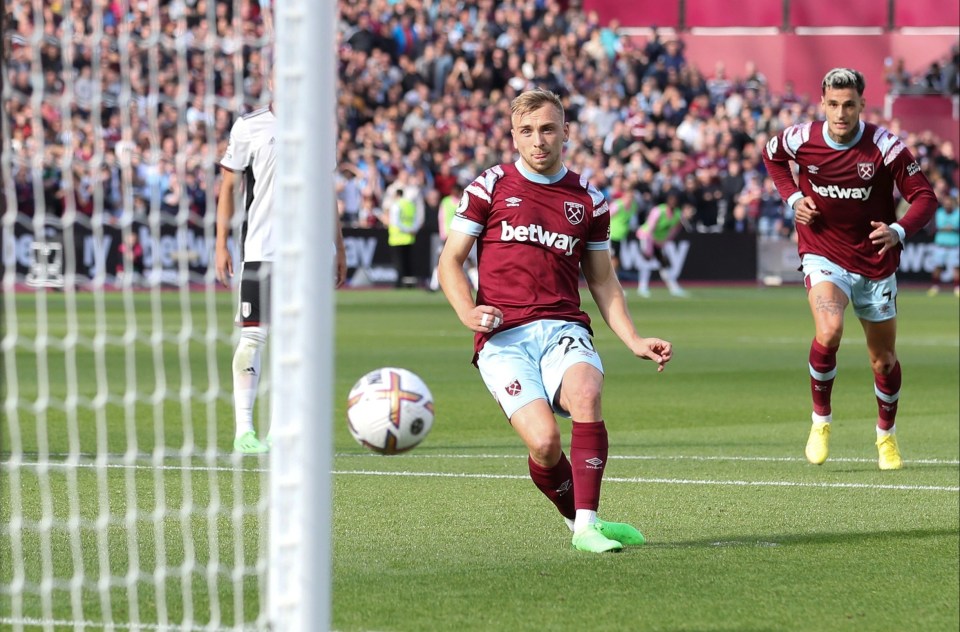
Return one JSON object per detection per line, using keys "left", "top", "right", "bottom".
{"left": 812, "top": 412, "right": 832, "bottom": 426}
{"left": 877, "top": 424, "right": 895, "bottom": 438}
{"left": 564, "top": 517, "right": 575, "bottom": 532}
{"left": 662, "top": 273, "right": 682, "bottom": 293}
{"left": 573, "top": 509, "right": 597, "bottom": 533}
{"left": 637, "top": 269, "right": 651, "bottom": 294}
{"left": 233, "top": 326, "right": 267, "bottom": 438}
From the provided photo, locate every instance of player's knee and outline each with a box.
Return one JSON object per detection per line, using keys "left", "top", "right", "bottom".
{"left": 527, "top": 432, "right": 562, "bottom": 466}
{"left": 240, "top": 326, "right": 268, "bottom": 346}
{"left": 233, "top": 326, "right": 267, "bottom": 371}
{"left": 561, "top": 380, "right": 603, "bottom": 414}
{"left": 815, "top": 327, "right": 843, "bottom": 348}
{"left": 870, "top": 352, "right": 897, "bottom": 375}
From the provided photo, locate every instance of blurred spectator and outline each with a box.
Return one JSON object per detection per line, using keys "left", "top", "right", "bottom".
{"left": 116, "top": 230, "right": 144, "bottom": 285}
{"left": 757, "top": 178, "right": 793, "bottom": 239}
{"left": 4, "top": 0, "right": 957, "bottom": 277}
{"left": 927, "top": 195, "right": 959, "bottom": 297}
{"left": 337, "top": 163, "right": 366, "bottom": 227}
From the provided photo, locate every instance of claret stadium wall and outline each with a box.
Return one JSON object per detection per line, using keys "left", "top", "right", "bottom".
{"left": 585, "top": 0, "right": 960, "bottom": 141}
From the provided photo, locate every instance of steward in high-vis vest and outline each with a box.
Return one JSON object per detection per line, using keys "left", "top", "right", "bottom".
{"left": 386, "top": 189, "right": 423, "bottom": 287}
{"left": 388, "top": 196, "right": 418, "bottom": 247}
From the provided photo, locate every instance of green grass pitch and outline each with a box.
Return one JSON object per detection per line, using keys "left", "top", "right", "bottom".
{"left": 2, "top": 285, "right": 958, "bottom": 631}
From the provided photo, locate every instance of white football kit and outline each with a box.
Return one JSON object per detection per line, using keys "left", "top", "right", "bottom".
{"left": 220, "top": 105, "right": 277, "bottom": 262}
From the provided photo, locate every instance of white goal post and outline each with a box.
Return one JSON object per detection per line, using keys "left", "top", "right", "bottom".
{"left": 0, "top": 0, "right": 334, "bottom": 629}
{"left": 268, "top": 0, "right": 336, "bottom": 630}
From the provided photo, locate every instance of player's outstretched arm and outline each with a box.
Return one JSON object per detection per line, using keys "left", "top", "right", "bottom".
{"left": 334, "top": 209, "right": 347, "bottom": 288}
{"left": 215, "top": 168, "right": 238, "bottom": 286}
{"left": 582, "top": 249, "right": 672, "bottom": 372}
{"left": 438, "top": 231, "right": 502, "bottom": 333}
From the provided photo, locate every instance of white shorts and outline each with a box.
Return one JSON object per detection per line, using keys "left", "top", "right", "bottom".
{"left": 931, "top": 244, "right": 959, "bottom": 270}
{"left": 476, "top": 320, "right": 603, "bottom": 420}
{"left": 801, "top": 254, "right": 897, "bottom": 322}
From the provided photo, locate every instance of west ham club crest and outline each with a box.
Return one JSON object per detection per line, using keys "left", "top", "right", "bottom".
{"left": 857, "top": 162, "right": 875, "bottom": 180}
{"left": 564, "top": 201, "right": 585, "bottom": 225}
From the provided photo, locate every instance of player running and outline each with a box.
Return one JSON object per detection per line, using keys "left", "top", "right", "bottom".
{"left": 438, "top": 89, "right": 672, "bottom": 553}
{"left": 762, "top": 68, "right": 937, "bottom": 470}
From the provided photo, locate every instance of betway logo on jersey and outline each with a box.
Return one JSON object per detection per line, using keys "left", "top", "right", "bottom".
{"left": 810, "top": 181, "right": 873, "bottom": 201}
{"left": 500, "top": 221, "right": 580, "bottom": 256}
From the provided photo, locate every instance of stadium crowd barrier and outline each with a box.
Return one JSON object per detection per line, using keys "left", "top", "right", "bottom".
{"left": 2, "top": 223, "right": 940, "bottom": 287}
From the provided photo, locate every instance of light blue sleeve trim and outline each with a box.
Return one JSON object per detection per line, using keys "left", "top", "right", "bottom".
{"left": 450, "top": 215, "right": 483, "bottom": 237}
{"left": 890, "top": 222, "right": 905, "bottom": 243}
{"left": 786, "top": 192, "right": 804, "bottom": 209}
{"left": 586, "top": 240, "right": 610, "bottom": 251}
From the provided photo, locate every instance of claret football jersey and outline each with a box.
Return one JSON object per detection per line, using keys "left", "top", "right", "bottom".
{"left": 763, "top": 120, "right": 936, "bottom": 278}
{"left": 450, "top": 160, "right": 611, "bottom": 356}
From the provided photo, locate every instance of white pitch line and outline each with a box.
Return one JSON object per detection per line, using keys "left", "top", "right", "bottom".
{"left": 4, "top": 460, "right": 958, "bottom": 492}
{"left": 334, "top": 469, "right": 960, "bottom": 492}
{"left": 336, "top": 453, "right": 960, "bottom": 466}
{"left": 5, "top": 453, "right": 959, "bottom": 466}
{"left": 735, "top": 336, "right": 960, "bottom": 347}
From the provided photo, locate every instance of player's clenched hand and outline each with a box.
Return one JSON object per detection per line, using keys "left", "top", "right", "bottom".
{"left": 869, "top": 221, "right": 901, "bottom": 255}
{"left": 467, "top": 306, "right": 504, "bottom": 333}
{"left": 636, "top": 338, "right": 673, "bottom": 372}
{"left": 792, "top": 197, "right": 820, "bottom": 225}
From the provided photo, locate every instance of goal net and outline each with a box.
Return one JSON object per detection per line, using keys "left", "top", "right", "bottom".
{"left": 0, "top": 0, "right": 331, "bottom": 629}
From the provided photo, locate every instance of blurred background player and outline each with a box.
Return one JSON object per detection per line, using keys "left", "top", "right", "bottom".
{"left": 635, "top": 189, "right": 689, "bottom": 298}
{"left": 216, "top": 99, "right": 347, "bottom": 454}
{"left": 927, "top": 194, "right": 959, "bottom": 297}
{"left": 607, "top": 173, "right": 639, "bottom": 279}
{"left": 762, "top": 68, "right": 938, "bottom": 470}
{"left": 438, "top": 89, "right": 672, "bottom": 553}
{"left": 429, "top": 181, "right": 477, "bottom": 292}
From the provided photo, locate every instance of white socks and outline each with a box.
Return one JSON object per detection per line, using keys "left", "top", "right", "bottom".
{"left": 573, "top": 509, "right": 598, "bottom": 533}
{"left": 877, "top": 424, "right": 895, "bottom": 438}
{"left": 232, "top": 326, "right": 267, "bottom": 438}
{"left": 812, "top": 412, "right": 832, "bottom": 425}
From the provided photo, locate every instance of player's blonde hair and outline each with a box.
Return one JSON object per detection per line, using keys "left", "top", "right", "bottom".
{"left": 510, "top": 89, "right": 565, "bottom": 124}
{"left": 821, "top": 68, "right": 865, "bottom": 96}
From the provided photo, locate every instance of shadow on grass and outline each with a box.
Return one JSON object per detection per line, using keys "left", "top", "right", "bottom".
{"left": 653, "top": 526, "right": 958, "bottom": 549}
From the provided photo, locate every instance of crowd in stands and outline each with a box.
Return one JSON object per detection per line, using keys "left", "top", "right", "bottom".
{"left": 4, "top": 0, "right": 959, "bottom": 251}
{"left": 885, "top": 46, "right": 960, "bottom": 95}
{"left": 5, "top": 0, "right": 270, "bottom": 225}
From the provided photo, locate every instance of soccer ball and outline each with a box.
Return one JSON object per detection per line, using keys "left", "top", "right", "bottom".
{"left": 346, "top": 367, "right": 434, "bottom": 454}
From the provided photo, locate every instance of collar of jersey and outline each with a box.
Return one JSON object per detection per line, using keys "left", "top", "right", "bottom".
{"left": 515, "top": 159, "right": 568, "bottom": 184}
{"left": 821, "top": 120, "right": 864, "bottom": 150}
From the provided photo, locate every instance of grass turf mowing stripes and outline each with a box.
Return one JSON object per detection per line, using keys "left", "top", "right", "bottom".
{"left": 2, "top": 287, "right": 957, "bottom": 631}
